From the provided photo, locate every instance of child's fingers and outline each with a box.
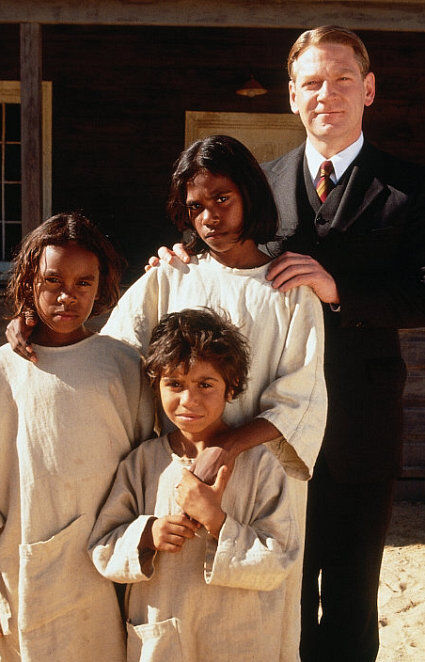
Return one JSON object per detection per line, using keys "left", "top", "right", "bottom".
{"left": 157, "top": 526, "right": 196, "bottom": 552}
{"left": 6, "top": 315, "right": 38, "bottom": 363}
{"left": 172, "top": 243, "right": 191, "bottom": 263}
{"left": 144, "top": 255, "right": 160, "bottom": 272}
{"left": 23, "top": 310, "right": 38, "bottom": 326}
{"left": 157, "top": 539, "right": 185, "bottom": 553}
{"left": 177, "top": 518, "right": 199, "bottom": 534}
{"left": 167, "top": 515, "right": 198, "bottom": 535}
{"left": 158, "top": 246, "right": 176, "bottom": 264}
{"left": 213, "top": 465, "right": 232, "bottom": 495}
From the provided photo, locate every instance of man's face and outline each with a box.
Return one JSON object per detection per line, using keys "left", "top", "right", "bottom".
{"left": 289, "top": 42, "right": 375, "bottom": 157}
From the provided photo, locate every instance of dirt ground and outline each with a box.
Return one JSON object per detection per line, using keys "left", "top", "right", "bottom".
{"left": 377, "top": 501, "right": 425, "bottom": 661}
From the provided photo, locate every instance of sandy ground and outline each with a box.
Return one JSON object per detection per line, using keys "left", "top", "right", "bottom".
{"left": 377, "top": 501, "right": 425, "bottom": 661}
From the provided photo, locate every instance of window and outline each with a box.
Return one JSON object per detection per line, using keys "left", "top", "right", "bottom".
{"left": 0, "top": 81, "right": 51, "bottom": 270}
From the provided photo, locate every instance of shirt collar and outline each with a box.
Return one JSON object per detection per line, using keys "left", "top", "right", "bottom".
{"left": 305, "top": 133, "right": 364, "bottom": 184}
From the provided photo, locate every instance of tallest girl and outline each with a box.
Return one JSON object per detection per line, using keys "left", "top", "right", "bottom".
{"left": 102, "top": 135, "right": 327, "bottom": 660}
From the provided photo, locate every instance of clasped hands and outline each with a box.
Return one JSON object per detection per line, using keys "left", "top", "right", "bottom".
{"left": 146, "top": 462, "right": 232, "bottom": 554}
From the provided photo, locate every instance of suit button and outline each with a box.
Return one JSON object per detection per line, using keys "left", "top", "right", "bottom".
{"left": 316, "top": 214, "right": 328, "bottom": 226}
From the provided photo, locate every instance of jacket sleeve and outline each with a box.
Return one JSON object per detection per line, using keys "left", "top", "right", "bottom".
{"left": 204, "top": 451, "right": 299, "bottom": 591}
{"left": 257, "top": 285, "right": 327, "bottom": 480}
{"left": 88, "top": 447, "right": 156, "bottom": 584}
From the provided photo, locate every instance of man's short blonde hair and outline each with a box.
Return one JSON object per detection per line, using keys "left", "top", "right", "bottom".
{"left": 288, "top": 25, "right": 370, "bottom": 80}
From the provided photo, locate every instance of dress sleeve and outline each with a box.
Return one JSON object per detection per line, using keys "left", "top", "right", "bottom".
{"left": 204, "top": 451, "right": 299, "bottom": 591}
{"left": 88, "top": 447, "right": 156, "bottom": 583}
{"left": 257, "top": 285, "right": 327, "bottom": 480}
{"left": 101, "top": 267, "right": 160, "bottom": 353}
{"left": 0, "top": 359, "right": 18, "bottom": 636}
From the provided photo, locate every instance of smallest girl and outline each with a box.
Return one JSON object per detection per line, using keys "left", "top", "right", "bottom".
{"left": 89, "top": 308, "right": 300, "bottom": 662}
{"left": 0, "top": 213, "right": 152, "bottom": 662}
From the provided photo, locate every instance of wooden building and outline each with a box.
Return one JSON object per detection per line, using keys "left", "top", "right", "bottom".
{"left": 0, "top": 0, "right": 424, "bottom": 496}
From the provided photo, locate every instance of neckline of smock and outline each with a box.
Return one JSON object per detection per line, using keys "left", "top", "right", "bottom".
{"left": 32, "top": 333, "right": 99, "bottom": 353}
{"left": 197, "top": 251, "right": 272, "bottom": 275}
{"left": 164, "top": 435, "right": 196, "bottom": 467}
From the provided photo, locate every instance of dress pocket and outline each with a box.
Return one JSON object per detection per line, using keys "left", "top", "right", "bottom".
{"left": 18, "top": 514, "right": 91, "bottom": 632}
{"left": 127, "top": 617, "right": 183, "bottom": 662}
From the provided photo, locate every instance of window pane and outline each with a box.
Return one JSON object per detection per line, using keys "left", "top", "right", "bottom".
{"left": 4, "top": 183, "right": 21, "bottom": 221}
{"left": 5, "top": 144, "right": 21, "bottom": 181}
{"left": 5, "top": 103, "right": 20, "bottom": 142}
{"left": 5, "top": 222, "right": 22, "bottom": 260}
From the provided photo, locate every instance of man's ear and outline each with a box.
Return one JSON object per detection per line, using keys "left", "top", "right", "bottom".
{"left": 364, "top": 71, "right": 375, "bottom": 107}
{"left": 289, "top": 80, "right": 299, "bottom": 115}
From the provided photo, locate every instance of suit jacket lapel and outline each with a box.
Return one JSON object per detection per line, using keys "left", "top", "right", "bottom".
{"left": 263, "top": 143, "right": 305, "bottom": 237}
{"left": 264, "top": 141, "right": 387, "bottom": 239}
{"left": 325, "top": 142, "right": 385, "bottom": 234}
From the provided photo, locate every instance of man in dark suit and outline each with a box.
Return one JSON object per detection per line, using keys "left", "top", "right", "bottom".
{"left": 262, "top": 25, "right": 425, "bottom": 662}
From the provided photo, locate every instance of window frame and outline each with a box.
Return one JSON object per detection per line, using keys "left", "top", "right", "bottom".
{"left": 0, "top": 80, "right": 51, "bottom": 267}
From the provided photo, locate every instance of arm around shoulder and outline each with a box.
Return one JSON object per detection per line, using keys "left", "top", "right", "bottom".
{"left": 258, "top": 285, "right": 327, "bottom": 479}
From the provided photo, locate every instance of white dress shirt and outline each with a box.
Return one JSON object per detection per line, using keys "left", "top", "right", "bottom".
{"left": 305, "top": 133, "right": 364, "bottom": 185}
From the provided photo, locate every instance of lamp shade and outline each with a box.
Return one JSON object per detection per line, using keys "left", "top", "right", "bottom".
{"left": 236, "top": 75, "right": 267, "bottom": 97}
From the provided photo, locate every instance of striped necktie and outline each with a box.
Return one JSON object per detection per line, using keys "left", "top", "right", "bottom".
{"left": 316, "top": 160, "right": 334, "bottom": 202}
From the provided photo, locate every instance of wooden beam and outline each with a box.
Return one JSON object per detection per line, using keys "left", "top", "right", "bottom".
{"left": 20, "top": 23, "right": 43, "bottom": 235}
{"left": 1, "top": 1, "right": 425, "bottom": 32}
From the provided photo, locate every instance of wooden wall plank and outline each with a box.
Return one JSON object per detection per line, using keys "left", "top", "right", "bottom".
{"left": 20, "top": 23, "right": 43, "bottom": 234}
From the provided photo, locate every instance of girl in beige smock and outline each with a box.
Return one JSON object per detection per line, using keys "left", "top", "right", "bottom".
{"left": 0, "top": 213, "right": 153, "bottom": 662}
{"left": 100, "top": 136, "right": 327, "bottom": 660}
{"left": 90, "top": 308, "right": 300, "bottom": 662}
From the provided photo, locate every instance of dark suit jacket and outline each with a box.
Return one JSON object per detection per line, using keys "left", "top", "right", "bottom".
{"left": 262, "top": 142, "right": 425, "bottom": 482}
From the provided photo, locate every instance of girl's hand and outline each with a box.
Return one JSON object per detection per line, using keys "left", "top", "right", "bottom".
{"left": 144, "top": 243, "right": 191, "bottom": 272}
{"left": 190, "top": 445, "right": 235, "bottom": 485}
{"left": 148, "top": 514, "right": 199, "bottom": 553}
{"left": 175, "top": 466, "right": 232, "bottom": 539}
{"left": 5, "top": 313, "right": 38, "bottom": 363}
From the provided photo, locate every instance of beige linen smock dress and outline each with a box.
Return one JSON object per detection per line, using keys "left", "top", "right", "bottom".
{"left": 89, "top": 436, "right": 300, "bottom": 662}
{"left": 0, "top": 334, "right": 153, "bottom": 662}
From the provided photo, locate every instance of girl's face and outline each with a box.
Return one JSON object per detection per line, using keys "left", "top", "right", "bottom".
{"left": 159, "top": 359, "right": 230, "bottom": 443}
{"left": 186, "top": 171, "right": 252, "bottom": 267}
{"left": 32, "top": 242, "right": 100, "bottom": 347}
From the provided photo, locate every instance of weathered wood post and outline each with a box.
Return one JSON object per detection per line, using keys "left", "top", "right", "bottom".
{"left": 20, "top": 22, "right": 43, "bottom": 236}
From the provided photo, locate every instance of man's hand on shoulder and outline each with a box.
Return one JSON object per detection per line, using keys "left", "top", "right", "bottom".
{"left": 266, "top": 251, "right": 340, "bottom": 304}
{"left": 144, "top": 243, "right": 191, "bottom": 272}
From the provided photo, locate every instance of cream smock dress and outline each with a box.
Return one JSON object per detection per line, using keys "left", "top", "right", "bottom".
{"left": 100, "top": 252, "right": 327, "bottom": 661}
{"left": 0, "top": 334, "right": 153, "bottom": 662}
{"left": 89, "top": 436, "right": 300, "bottom": 662}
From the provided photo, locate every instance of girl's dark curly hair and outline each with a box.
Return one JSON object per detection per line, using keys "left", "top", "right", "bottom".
{"left": 6, "top": 212, "right": 124, "bottom": 318}
{"left": 145, "top": 307, "right": 250, "bottom": 399}
{"left": 167, "top": 134, "right": 279, "bottom": 254}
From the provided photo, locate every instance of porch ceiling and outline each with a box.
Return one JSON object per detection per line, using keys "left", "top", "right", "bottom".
{"left": 1, "top": 0, "right": 425, "bottom": 32}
